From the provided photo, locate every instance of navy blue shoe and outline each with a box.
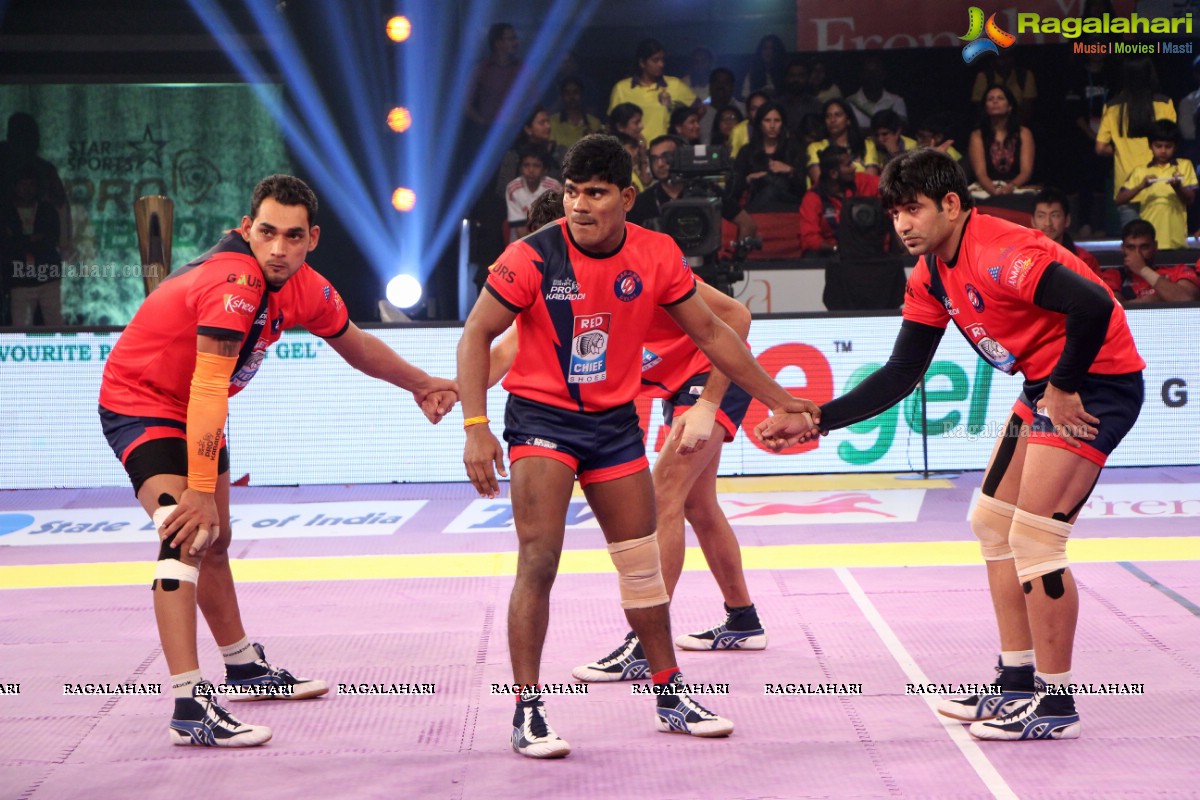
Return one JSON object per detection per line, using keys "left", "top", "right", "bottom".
{"left": 223, "top": 643, "right": 329, "bottom": 701}
{"left": 168, "top": 681, "right": 272, "bottom": 747}
{"left": 970, "top": 680, "right": 1080, "bottom": 740}
{"left": 937, "top": 658, "right": 1036, "bottom": 722}
{"left": 572, "top": 632, "right": 649, "bottom": 682}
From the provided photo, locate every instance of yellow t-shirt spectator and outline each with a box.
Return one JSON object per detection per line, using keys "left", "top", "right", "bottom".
{"left": 1096, "top": 99, "right": 1177, "bottom": 199}
{"left": 609, "top": 76, "right": 697, "bottom": 142}
{"left": 549, "top": 113, "right": 604, "bottom": 148}
{"left": 1122, "top": 158, "right": 1199, "bottom": 249}
{"left": 806, "top": 138, "right": 880, "bottom": 186}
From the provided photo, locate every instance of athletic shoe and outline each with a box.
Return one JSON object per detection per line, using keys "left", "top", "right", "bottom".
{"left": 168, "top": 680, "right": 272, "bottom": 747}
{"left": 675, "top": 604, "right": 767, "bottom": 651}
{"left": 511, "top": 691, "right": 571, "bottom": 758}
{"left": 654, "top": 677, "right": 734, "bottom": 738}
{"left": 969, "top": 681, "right": 1080, "bottom": 741}
{"left": 571, "top": 631, "right": 649, "bottom": 682}
{"left": 936, "top": 658, "right": 1035, "bottom": 722}
{"left": 223, "top": 642, "right": 329, "bottom": 701}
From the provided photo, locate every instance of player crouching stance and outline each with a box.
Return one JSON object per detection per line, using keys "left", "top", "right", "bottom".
{"left": 758, "top": 149, "right": 1144, "bottom": 740}
{"left": 98, "top": 175, "right": 457, "bottom": 746}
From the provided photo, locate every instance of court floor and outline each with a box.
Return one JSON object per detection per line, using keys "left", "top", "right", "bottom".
{"left": 1, "top": 467, "right": 1198, "bottom": 799}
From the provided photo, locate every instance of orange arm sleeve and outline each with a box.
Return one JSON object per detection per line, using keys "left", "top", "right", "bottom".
{"left": 187, "top": 351, "right": 237, "bottom": 493}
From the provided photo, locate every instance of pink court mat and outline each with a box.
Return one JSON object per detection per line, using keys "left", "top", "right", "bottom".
{"left": 1, "top": 467, "right": 1198, "bottom": 799}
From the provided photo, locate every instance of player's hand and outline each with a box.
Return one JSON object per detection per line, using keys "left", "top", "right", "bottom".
{"left": 755, "top": 397, "right": 823, "bottom": 451}
{"left": 463, "top": 426, "right": 507, "bottom": 498}
{"left": 158, "top": 489, "right": 219, "bottom": 557}
{"left": 668, "top": 398, "right": 718, "bottom": 455}
{"left": 412, "top": 377, "right": 458, "bottom": 423}
{"left": 1037, "top": 384, "right": 1099, "bottom": 448}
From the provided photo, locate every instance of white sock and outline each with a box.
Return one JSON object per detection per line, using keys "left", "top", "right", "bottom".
{"left": 1000, "top": 649, "right": 1035, "bottom": 667}
{"left": 1037, "top": 670, "right": 1072, "bottom": 691}
{"left": 219, "top": 637, "right": 257, "bottom": 665}
{"left": 170, "top": 669, "right": 204, "bottom": 699}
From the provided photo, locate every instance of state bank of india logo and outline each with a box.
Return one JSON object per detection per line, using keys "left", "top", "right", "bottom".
{"left": 960, "top": 7, "right": 1016, "bottom": 63}
{"left": 613, "top": 270, "right": 643, "bottom": 302}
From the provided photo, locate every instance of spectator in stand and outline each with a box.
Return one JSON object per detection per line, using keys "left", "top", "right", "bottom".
{"left": 608, "top": 103, "right": 652, "bottom": 190}
{"left": 968, "top": 84, "right": 1035, "bottom": 197}
{"left": 1105, "top": 219, "right": 1200, "bottom": 304}
{"left": 806, "top": 98, "right": 880, "bottom": 187}
{"left": 740, "top": 34, "right": 788, "bottom": 100}
{"left": 0, "top": 112, "right": 71, "bottom": 264}
{"left": 1031, "top": 187, "right": 1101, "bottom": 275}
{"left": 1096, "top": 57, "right": 1176, "bottom": 228}
{"left": 870, "top": 109, "right": 918, "bottom": 169}
{"left": 971, "top": 50, "right": 1037, "bottom": 123}
{"left": 1063, "top": 50, "right": 1112, "bottom": 236}
{"left": 683, "top": 47, "right": 715, "bottom": 101}
{"left": 505, "top": 148, "right": 564, "bottom": 241}
{"left": 494, "top": 107, "right": 564, "bottom": 200}
{"left": 730, "top": 102, "right": 807, "bottom": 213}
{"left": 776, "top": 57, "right": 822, "bottom": 141}
{"left": 609, "top": 38, "right": 699, "bottom": 143}
{"left": 549, "top": 77, "right": 604, "bottom": 148}
{"left": 711, "top": 105, "right": 743, "bottom": 149}
{"left": 847, "top": 56, "right": 908, "bottom": 130}
{"left": 669, "top": 106, "right": 702, "bottom": 145}
{"left": 808, "top": 59, "right": 842, "bottom": 103}
{"left": 0, "top": 164, "right": 63, "bottom": 325}
{"left": 1178, "top": 55, "right": 1200, "bottom": 239}
{"left": 464, "top": 23, "right": 521, "bottom": 142}
{"left": 615, "top": 131, "right": 651, "bottom": 193}
{"left": 799, "top": 145, "right": 881, "bottom": 255}
{"left": 1115, "top": 120, "right": 1197, "bottom": 250}
{"left": 916, "top": 112, "right": 965, "bottom": 168}
{"left": 728, "top": 92, "right": 770, "bottom": 160}
{"left": 697, "top": 68, "right": 743, "bottom": 146}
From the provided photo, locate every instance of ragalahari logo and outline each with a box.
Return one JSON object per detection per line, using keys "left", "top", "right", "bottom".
{"left": 960, "top": 7, "right": 1016, "bottom": 63}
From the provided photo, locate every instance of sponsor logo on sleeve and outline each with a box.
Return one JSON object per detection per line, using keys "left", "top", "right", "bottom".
{"left": 569, "top": 313, "right": 610, "bottom": 383}
{"left": 488, "top": 261, "right": 517, "bottom": 283}
{"left": 641, "top": 347, "right": 662, "bottom": 372}
{"left": 223, "top": 294, "right": 257, "bottom": 318}
{"left": 226, "top": 273, "right": 263, "bottom": 289}
{"left": 1002, "top": 254, "right": 1034, "bottom": 290}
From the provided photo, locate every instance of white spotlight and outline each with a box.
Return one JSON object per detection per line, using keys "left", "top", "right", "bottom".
{"left": 386, "top": 274, "right": 423, "bottom": 308}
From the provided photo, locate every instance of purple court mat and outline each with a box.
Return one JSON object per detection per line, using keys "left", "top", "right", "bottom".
{"left": 2, "top": 467, "right": 1199, "bottom": 799}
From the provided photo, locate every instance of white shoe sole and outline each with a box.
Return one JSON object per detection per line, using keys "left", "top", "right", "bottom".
{"left": 512, "top": 739, "right": 571, "bottom": 758}
{"left": 968, "top": 719, "right": 1081, "bottom": 741}
{"left": 656, "top": 717, "right": 734, "bottom": 737}
{"left": 675, "top": 633, "right": 768, "bottom": 651}
{"left": 168, "top": 725, "right": 273, "bottom": 747}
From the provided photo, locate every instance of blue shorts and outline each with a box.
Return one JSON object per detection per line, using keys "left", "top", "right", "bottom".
{"left": 660, "top": 373, "right": 751, "bottom": 443}
{"left": 99, "top": 405, "right": 229, "bottom": 496}
{"left": 503, "top": 394, "right": 647, "bottom": 486}
{"left": 1014, "top": 371, "right": 1143, "bottom": 467}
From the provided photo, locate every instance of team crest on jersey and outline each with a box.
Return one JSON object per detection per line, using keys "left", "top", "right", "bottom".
{"left": 614, "top": 270, "right": 643, "bottom": 302}
{"left": 642, "top": 347, "right": 662, "bottom": 372}
{"left": 965, "top": 283, "right": 985, "bottom": 312}
{"left": 965, "top": 322, "right": 1016, "bottom": 373}
{"left": 569, "top": 313, "right": 610, "bottom": 383}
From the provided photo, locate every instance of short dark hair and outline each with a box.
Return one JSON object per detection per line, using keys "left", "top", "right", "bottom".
{"left": 251, "top": 174, "right": 318, "bottom": 225}
{"left": 819, "top": 144, "right": 850, "bottom": 175}
{"left": 669, "top": 105, "right": 699, "bottom": 129}
{"left": 870, "top": 109, "right": 904, "bottom": 134}
{"left": 608, "top": 102, "right": 643, "bottom": 132}
{"left": 647, "top": 134, "right": 682, "bottom": 151}
{"left": 487, "top": 23, "right": 514, "bottom": 50}
{"left": 562, "top": 134, "right": 633, "bottom": 189}
{"left": 517, "top": 145, "right": 548, "bottom": 167}
{"left": 1121, "top": 218, "right": 1156, "bottom": 242}
{"left": 1148, "top": 118, "right": 1181, "bottom": 144}
{"left": 527, "top": 190, "right": 564, "bottom": 230}
{"left": 709, "top": 67, "right": 735, "bottom": 84}
{"left": 1033, "top": 186, "right": 1069, "bottom": 214}
{"left": 879, "top": 148, "right": 973, "bottom": 211}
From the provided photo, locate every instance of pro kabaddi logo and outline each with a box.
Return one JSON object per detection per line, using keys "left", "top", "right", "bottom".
{"left": 960, "top": 7, "right": 1016, "bottom": 63}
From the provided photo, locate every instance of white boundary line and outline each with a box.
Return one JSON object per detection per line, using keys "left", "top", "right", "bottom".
{"left": 834, "top": 567, "right": 1019, "bottom": 800}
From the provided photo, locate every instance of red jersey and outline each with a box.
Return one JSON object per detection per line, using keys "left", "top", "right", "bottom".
{"left": 487, "top": 219, "right": 696, "bottom": 412}
{"left": 902, "top": 212, "right": 1144, "bottom": 381}
{"left": 100, "top": 232, "right": 350, "bottom": 420}
{"left": 639, "top": 300, "right": 713, "bottom": 400}
{"left": 1095, "top": 263, "right": 1200, "bottom": 301}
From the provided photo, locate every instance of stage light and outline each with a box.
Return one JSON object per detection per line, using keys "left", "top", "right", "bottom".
{"left": 386, "top": 273, "right": 422, "bottom": 308}
{"left": 386, "top": 16, "right": 411, "bottom": 42}
{"left": 392, "top": 187, "right": 416, "bottom": 211}
{"left": 387, "top": 106, "right": 412, "bottom": 133}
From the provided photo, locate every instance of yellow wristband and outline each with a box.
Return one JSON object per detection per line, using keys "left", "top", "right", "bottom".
{"left": 463, "top": 416, "right": 489, "bottom": 429}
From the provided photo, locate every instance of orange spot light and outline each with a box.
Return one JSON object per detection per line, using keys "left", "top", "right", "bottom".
{"left": 386, "top": 16, "right": 411, "bottom": 42}
{"left": 392, "top": 187, "right": 416, "bottom": 212}
{"left": 387, "top": 106, "right": 412, "bottom": 133}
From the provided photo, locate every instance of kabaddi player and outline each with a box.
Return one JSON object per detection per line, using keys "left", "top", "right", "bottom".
{"left": 457, "top": 134, "right": 817, "bottom": 758}
{"left": 98, "top": 175, "right": 457, "bottom": 747}
{"left": 759, "top": 149, "right": 1145, "bottom": 741}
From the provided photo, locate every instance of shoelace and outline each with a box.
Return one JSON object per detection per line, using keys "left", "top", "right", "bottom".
{"left": 596, "top": 637, "right": 639, "bottom": 666}
{"left": 195, "top": 682, "right": 244, "bottom": 728}
{"left": 676, "top": 693, "right": 717, "bottom": 720}
{"left": 527, "top": 703, "right": 551, "bottom": 739}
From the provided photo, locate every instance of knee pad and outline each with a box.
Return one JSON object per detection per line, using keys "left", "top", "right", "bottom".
{"left": 151, "top": 496, "right": 199, "bottom": 592}
{"left": 970, "top": 494, "right": 1016, "bottom": 561}
{"left": 607, "top": 533, "right": 669, "bottom": 610}
{"left": 1009, "top": 509, "right": 1071, "bottom": 584}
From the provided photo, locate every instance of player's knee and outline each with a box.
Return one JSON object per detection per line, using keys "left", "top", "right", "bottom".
{"left": 970, "top": 494, "right": 1016, "bottom": 561}
{"left": 515, "top": 544, "right": 562, "bottom": 589}
{"left": 607, "top": 532, "right": 669, "bottom": 610}
{"left": 1009, "top": 509, "right": 1071, "bottom": 597}
{"left": 151, "top": 495, "right": 199, "bottom": 592}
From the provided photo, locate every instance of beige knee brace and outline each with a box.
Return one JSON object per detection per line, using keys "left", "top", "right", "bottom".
{"left": 1009, "top": 509, "right": 1071, "bottom": 581}
{"left": 607, "top": 533, "right": 669, "bottom": 609}
{"left": 970, "top": 494, "right": 1016, "bottom": 561}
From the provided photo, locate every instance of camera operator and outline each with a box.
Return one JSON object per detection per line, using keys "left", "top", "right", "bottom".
{"left": 799, "top": 144, "right": 880, "bottom": 255}
{"left": 628, "top": 135, "right": 757, "bottom": 241}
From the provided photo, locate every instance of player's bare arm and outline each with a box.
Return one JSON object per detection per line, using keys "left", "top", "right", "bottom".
{"left": 325, "top": 321, "right": 458, "bottom": 423}
{"left": 457, "top": 290, "right": 518, "bottom": 498}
